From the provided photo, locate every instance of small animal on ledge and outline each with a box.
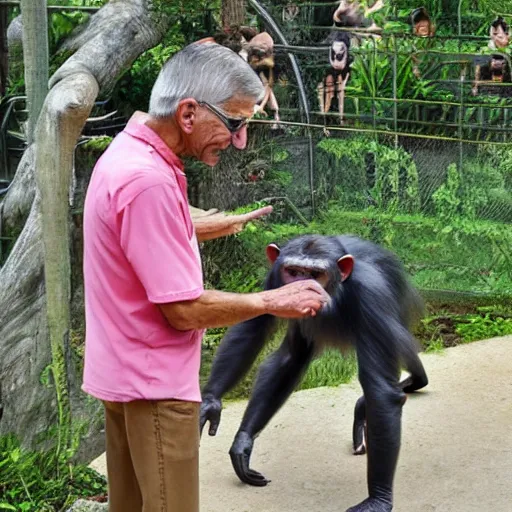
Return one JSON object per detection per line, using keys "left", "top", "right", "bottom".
{"left": 488, "top": 16, "right": 509, "bottom": 51}
{"left": 200, "top": 234, "right": 428, "bottom": 512}
{"left": 410, "top": 7, "right": 436, "bottom": 78}
{"left": 282, "top": 1, "right": 300, "bottom": 23}
{"left": 411, "top": 7, "right": 435, "bottom": 38}
{"left": 472, "top": 53, "right": 511, "bottom": 97}
{"left": 213, "top": 27, "right": 281, "bottom": 130}
{"left": 317, "top": 1, "right": 383, "bottom": 134}
{"left": 245, "top": 31, "right": 281, "bottom": 130}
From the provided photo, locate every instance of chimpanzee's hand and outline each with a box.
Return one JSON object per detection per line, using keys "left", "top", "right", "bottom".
{"left": 346, "top": 497, "right": 392, "bottom": 512}
{"left": 229, "top": 431, "right": 270, "bottom": 487}
{"left": 199, "top": 394, "right": 222, "bottom": 437}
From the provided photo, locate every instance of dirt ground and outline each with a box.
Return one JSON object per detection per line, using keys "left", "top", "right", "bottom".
{"left": 90, "top": 336, "right": 512, "bottom": 511}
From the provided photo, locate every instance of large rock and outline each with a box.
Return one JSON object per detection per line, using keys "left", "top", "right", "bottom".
{"left": 66, "top": 499, "right": 109, "bottom": 512}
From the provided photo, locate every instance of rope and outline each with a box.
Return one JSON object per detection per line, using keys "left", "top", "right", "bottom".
{"left": 249, "top": 118, "right": 512, "bottom": 145}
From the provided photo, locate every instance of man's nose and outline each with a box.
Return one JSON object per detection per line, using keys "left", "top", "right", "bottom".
{"left": 231, "top": 124, "right": 248, "bottom": 150}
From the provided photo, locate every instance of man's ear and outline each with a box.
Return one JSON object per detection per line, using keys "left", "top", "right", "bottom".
{"left": 175, "top": 98, "right": 199, "bottom": 134}
{"left": 337, "top": 254, "right": 354, "bottom": 282}
{"left": 266, "top": 243, "right": 280, "bottom": 264}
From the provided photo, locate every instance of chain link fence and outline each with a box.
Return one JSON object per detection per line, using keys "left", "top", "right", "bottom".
{"left": 192, "top": 0, "right": 512, "bottom": 301}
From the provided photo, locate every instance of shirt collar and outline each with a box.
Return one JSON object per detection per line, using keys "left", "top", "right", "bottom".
{"left": 123, "top": 113, "right": 185, "bottom": 174}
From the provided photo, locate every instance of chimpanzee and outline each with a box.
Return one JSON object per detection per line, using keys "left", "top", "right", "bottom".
{"left": 200, "top": 234, "right": 428, "bottom": 512}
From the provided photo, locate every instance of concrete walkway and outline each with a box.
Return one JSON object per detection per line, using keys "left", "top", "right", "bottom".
{"left": 90, "top": 336, "right": 512, "bottom": 511}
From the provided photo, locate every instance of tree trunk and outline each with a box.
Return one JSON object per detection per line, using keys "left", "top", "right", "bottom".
{"left": 221, "top": 0, "right": 246, "bottom": 30}
{"left": 21, "top": 0, "right": 49, "bottom": 145}
{"left": 0, "top": 5, "right": 8, "bottom": 97}
{"left": 0, "top": 0, "right": 169, "bottom": 459}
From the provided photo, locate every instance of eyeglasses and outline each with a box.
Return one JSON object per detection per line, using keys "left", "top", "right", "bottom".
{"left": 198, "top": 101, "right": 249, "bottom": 133}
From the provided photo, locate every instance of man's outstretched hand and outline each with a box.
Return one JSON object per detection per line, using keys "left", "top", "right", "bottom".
{"left": 192, "top": 205, "right": 273, "bottom": 242}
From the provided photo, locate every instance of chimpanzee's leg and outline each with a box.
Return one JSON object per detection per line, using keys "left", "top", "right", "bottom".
{"left": 229, "top": 326, "right": 314, "bottom": 486}
{"left": 352, "top": 349, "right": 428, "bottom": 456}
{"left": 346, "top": 329, "right": 407, "bottom": 512}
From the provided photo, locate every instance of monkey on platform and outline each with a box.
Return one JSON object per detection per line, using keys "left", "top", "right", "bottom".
{"left": 411, "top": 7, "right": 435, "bottom": 38}
{"left": 410, "top": 7, "right": 436, "bottom": 78}
{"left": 213, "top": 27, "right": 281, "bottom": 129}
{"left": 200, "top": 234, "right": 428, "bottom": 512}
{"left": 489, "top": 16, "right": 510, "bottom": 51}
{"left": 317, "top": 1, "right": 385, "bottom": 132}
{"left": 244, "top": 31, "right": 281, "bottom": 130}
{"left": 472, "top": 53, "right": 511, "bottom": 96}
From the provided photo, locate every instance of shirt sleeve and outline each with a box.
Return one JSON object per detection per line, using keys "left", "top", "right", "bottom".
{"left": 119, "top": 182, "right": 204, "bottom": 304}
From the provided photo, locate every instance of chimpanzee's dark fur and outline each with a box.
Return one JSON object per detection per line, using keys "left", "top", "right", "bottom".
{"left": 201, "top": 234, "right": 428, "bottom": 512}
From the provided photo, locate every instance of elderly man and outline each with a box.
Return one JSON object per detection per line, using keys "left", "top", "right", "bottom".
{"left": 82, "top": 41, "right": 328, "bottom": 512}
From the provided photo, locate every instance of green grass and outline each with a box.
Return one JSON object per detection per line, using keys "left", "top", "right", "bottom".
{"left": 0, "top": 435, "right": 107, "bottom": 512}
{"left": 424, "top": 336, "right": 445, "bottom": 354}
{"left": 300, "top": 350, "right": 358, "bottom": 390}
{"left": 200, "top": 327, "right": 359, "bottom": 401}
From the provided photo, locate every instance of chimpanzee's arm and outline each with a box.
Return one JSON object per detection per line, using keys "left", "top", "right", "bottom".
{"left": 203, "top": 315, "right": 277, "bottom": 397}
{"left": 200, "top": 314, "right": 277, "bottom": 435}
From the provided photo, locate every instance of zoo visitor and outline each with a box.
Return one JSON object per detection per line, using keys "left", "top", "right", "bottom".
{"left": 81, "top": 41, "right": 330, "bottom": 512}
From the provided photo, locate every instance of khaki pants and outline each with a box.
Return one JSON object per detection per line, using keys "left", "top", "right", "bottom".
{"left": 103, "top": 398, "right": 200, "bottom": 512}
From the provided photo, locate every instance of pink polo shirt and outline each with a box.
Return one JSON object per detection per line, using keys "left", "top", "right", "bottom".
{"left": 82, "top": 114, "right": 204, "bottom": 403}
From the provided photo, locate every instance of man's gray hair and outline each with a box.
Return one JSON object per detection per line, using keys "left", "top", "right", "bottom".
{"left": 149, "top": 42, "right": 265, "bottom": 118}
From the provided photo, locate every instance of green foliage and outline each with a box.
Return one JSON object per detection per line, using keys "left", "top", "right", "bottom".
{"left": 114, "top": 0, "right": 217, "bottom": 111}
{"left": 201, "top": 327, "right": 358, "bottom": 400}
{"left": 455, "top": 311, "right": 512, "bottom": 343}
{"left": 81, "top": 136, "right": 113, "bottom": 153}
{"left": 432, "top": 163, "right": 461, "bottom": 222}
{"left": 0, "top": 435, "right": 106, "bottom": 512}
{"left": 316, "top": 137, "right": 420, "bottom": 213}
{"left": 300, "top": 350, "right": 357, "bottom": 390}
{"left": 424, "top": 336, "right": 445, "bottom": 353}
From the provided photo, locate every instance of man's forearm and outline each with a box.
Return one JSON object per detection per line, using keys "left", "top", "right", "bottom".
{"left": 159, "top": 290, "right": 268, "bottom": 331}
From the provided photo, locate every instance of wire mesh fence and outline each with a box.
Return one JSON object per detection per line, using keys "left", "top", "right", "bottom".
{"left": 193, "top": 0, "right": 512, "bottom": 300}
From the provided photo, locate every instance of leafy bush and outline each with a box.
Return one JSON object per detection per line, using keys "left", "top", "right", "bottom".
{"left": 455, "top": 312, "right": 512, "bottom": 343}
{"left": 0, "top": 435, "right": 106, "bottom": 512}
{"left": 316, "top": 137, "right": 420, "bottom": 213}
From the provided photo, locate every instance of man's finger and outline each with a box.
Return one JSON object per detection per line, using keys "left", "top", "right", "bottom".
{"left": 240, "top": 205, "right": 273, "bottom": 222}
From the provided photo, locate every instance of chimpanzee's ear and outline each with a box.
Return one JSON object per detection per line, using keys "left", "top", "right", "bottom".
{"left": 337, "top": 254, "right": 354, "bottom": 282}
{"left": 266, "top": 243, "right": 281, "bottom": 264}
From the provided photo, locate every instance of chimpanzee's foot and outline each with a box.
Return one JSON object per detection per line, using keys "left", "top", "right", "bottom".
{"left": 229, "top": 431, "right": 271, "bottom": 487}
{"left": 323, "top": 127, "right": 331, "bottom": 137}
{"left": 346, "top": 497, "right": 392, "bottom": 512}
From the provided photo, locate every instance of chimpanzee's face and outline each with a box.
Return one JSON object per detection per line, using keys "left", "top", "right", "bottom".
{"left": 281, "top": 264, "right": 331, "bottom": 288}
{"left": 330, "top": 41, "right": 348, "bottom": 70}
{"left": 491, "top": 25, "right": 510, "bottom": 48}
{"left": 266, "top": 242, "right": 354, "bottom": 292}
